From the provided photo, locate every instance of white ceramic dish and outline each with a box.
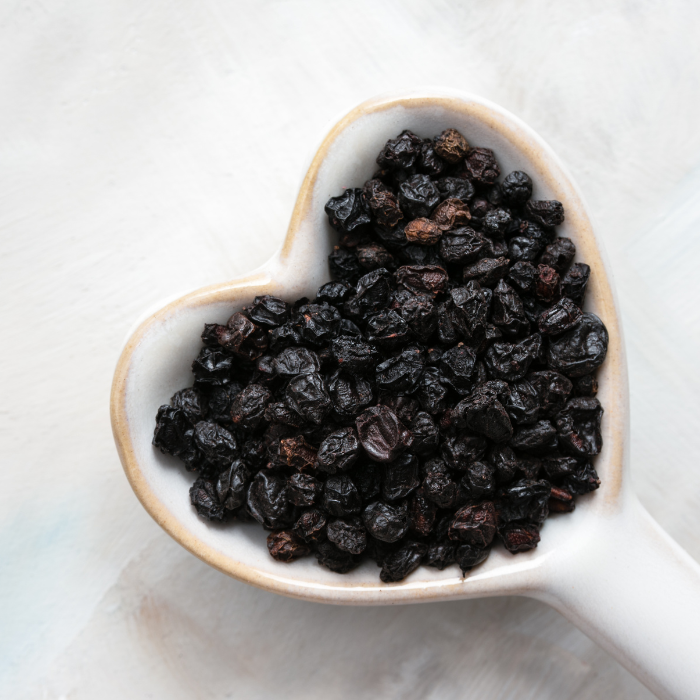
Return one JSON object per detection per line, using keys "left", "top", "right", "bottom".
{"left": 111, "top": 89, "right": 700, "bottom": 700}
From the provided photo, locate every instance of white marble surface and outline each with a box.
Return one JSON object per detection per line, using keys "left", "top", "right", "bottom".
{"left": 2, "top": 2, "right": 700, "bottom": 698}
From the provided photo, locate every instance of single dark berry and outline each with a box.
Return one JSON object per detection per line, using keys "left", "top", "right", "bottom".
{"left": 193, "top": 421, "right": 238, "bottom": 466}
{"left": 463, "top": 148, "right": 500, "bottom": 184}
{"left": 350, "top": 268, "right": 392, "bottom": 316}
{"left": 547, "top": 313, "right": 609, "bottom": 377}
{"left": 538, "top": 297, "right": 583, "bottom": 335}
{"left": 327, "top": 517, "right": 367, "bottom": 554}
{"left": 382, "top": 452, "right": 420, "bottom": 502}
{"left": 375, "top": 346, "right": 424, "bottom": 395}
{"left": 503, "top": 379, "right": 540, "bottom": 425}
{"left": 540, "top": 237, "right": 575, "bottom": 273}
{"left": 249, "top": 295, "right": 290, "bottom": 328}
{"left": 295, "top": 302, "right": 341, "bottom": 346}
{"left": 273, "top": 346, "right": 321, "bottom": 377}
{"left": 507, "top": 261, "right": 536, "bottom": 295}
{"left": 395, "top": 264, "right": 449, "bottom": 297}
{"left": 425, "top": 542, "right": 457, "bottom": 570}
{"left": 376, "top": 130, "right": 423, "bottom": 171}
{"left": 286, "top": 473, "right": 322, "bottom": 507}
{"left": 448, "top": 502, "right": 497, "bottom": 547}
{"left": 488, "top": 444, "right": 519, "bottom": 484}
{"left": 216, "top": 312, "right": 268, "bottom": 361}
{"left": 439, "top": 227, "right": 489, "bottom": 264}
{"left": 528, "top": 370, "right": 573, "bottom": 418}
{"left": 285, "top": 372, "right": 332, "bottom": 425}
{"left": 247, "top": 471, "right": 296, "bottom": 530}
{"left": 409, "top": 411, "right": 440, "bottom": 455}
{"left": 398, "top": 294, "right": 438, "bottom": 342}
{"left": 417, "top": 367, "right": 448, "bottom": 415}
{"left": 417, "top": 139, "right": 447, "bottom": 177}
{"left": 556, "top": 397, "right": 604, "bottom": 457}
{"left": 439, "top": 344, "right": 477, "bottom": 394}
{"left": 171, "top": 388, "right": 207, "bottom": 425}
{"left": 153, "top": 405, "right": 196, "bottom": 460}
{"left": 441, "top": 434, "right": 487, "bottom": 471}
{"left": 423, "top": 466, "right": 457, "bottom": 509}
{"left": 379, "top": 541, "right": 428, "bottom": 582}
{"left": 190, "top": 476, "right": 227, "bottom": 522}
{"left": 314, "top": 539, "right": 359, "bottom": 573}
{"left": 454, "top": 382, "right": 513, "bottom": 443}
{"left": 498, "top": 479, "right": 551, "bottom": 524}
{"left": 328, "top": 247, "right": 362, "bottom": 283}
{"left": 499, "top": 522, "right": 541, "bottom": 553}
{"left": 437, "top": 176, "right": 475, "bottom": 202}
{"left": 398, "top": 174, "right": 441, "bottom": 219}
{"left": 216, "top": 459, "right": 249, "bottom": 511}
{"left": 328, "top": 369, "right": 374, "bottom": 419}
{"left": 462, "top": 257, "right": 510, "bottom": 288}
{"left": 362, "top": 500, "right": 410, "bottom": 543}
{"left": 564, "top": 461, "right": 601, "bottom": 495}
{"left": 542, "top": 455, "right": 579, "bottom": 481}
{"left": 294, "top": 509, "right": 327, "bottom": 543}
{"left": 469, "top": 196, "right": 493, "bottom": 222}
{"left": 268, "top": 321, "right": 303, "bottom": 351}
{"left": 324, "top": 188, "right": 371, "bottom": 234}
{"left": 456, "top": 544, "right": 490, "bottom": 574}
{"left": 192, "top": 346, "right": 234, "bottom": 388}
{"left": 508, "top": 236, "right": 545, "bottom": 264}
{"left": 316, "top": 280, "right": 352, "bottom": 306}
{"left": 365, "top": 309, "right": 410, "bottom": 350}
{"left": 484, "top": 334, "right": 542, "bottom": 382}
{"left": 561, "top": 263, "right": 590, "bottom": 306}
{"left": 356, "top": 405, "right": 413, "bottom": 463}
{"left": 525, "top": 199, "right": 565, "bottom": 228}
{"left": 264, "top": 401, "right": 308, "bottom": 428}
{"left": 482, "top": 208, "right": 512, "bottom": 239}
{"left": 322, "top": 475, "right": 362, "bottom": 517}
{"left": 317, "top": 427, "right": 361, "bottom": 474}
{"left": 491, "top": 279, "right": 530, "bottom": 338}
{"left": 356, "top": 242, "right": 394, "bottom": 271}
{"left": 511, "top": 420, "right": 558, "bottom": 454}
{"left": 331, "top": 336, "right": 379, "bottom": 375}
{"left": 501, "top": 171, "right": 533, "bottom": 206}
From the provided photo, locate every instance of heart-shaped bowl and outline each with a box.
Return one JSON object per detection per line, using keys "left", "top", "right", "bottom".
{"left": 111, "top": 89, "right": 700, "bottom": 700}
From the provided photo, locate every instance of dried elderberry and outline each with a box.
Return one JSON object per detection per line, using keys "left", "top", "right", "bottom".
{"left": 155, "top": 125, "right": 608, "bottom": 583}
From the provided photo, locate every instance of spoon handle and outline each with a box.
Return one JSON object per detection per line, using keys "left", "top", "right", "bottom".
{"left": 540, "top": 495, "right": 700, "bottom": 700}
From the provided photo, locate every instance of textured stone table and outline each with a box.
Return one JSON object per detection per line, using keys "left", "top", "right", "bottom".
{"left": 2, "top": 2, "right": 700, "bottom": 698}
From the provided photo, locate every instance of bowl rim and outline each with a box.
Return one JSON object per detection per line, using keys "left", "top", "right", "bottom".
{"left": 110, "top": 88, "right": 628, "bottom": 604}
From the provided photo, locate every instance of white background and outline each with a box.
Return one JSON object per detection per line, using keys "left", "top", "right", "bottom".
{"left": 2, "top": 2, "right": 700, "bottom": 698}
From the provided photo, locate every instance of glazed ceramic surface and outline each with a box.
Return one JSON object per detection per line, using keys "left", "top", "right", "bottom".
{"left": 111, "top": 90, "right": 700, "bottom": 700}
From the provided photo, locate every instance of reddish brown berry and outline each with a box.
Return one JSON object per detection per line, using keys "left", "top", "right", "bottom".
{"left": 430, "top": 198, "right": 472, "bottom": 231}
{"left": 434, "top": 128, "right": 470, "bottom": 163}
{"left": 267, "top": 530, "right": 312, "bottom": 562}
{"left": 404, "top": 218, "right": 443, "bottom": 245}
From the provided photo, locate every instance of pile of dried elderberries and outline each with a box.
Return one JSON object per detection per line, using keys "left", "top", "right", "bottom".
{"left": 153, "top": 128, "right": 608, "bottom": 583}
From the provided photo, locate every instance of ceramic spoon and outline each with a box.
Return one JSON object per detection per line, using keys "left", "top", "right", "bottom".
{"left": 111, "top": 89, "right": 700, "bottom": 700}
